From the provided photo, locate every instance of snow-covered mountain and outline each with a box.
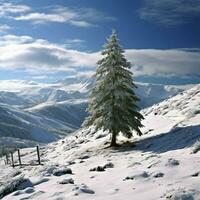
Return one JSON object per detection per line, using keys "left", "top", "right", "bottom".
{"left": 0, "top": 79, "right": 89, "bottom": 148}
{"left": 0, "top": 84, "right": 200, "bottom": 200}
{"left": 0, "top": 77, "right": 193, "bottom": 148}
{"left": 0, "top": 104, "right": 75, "bottom": 142}
{"left": 0, "top": 78, "right": 192, "bottom": 109}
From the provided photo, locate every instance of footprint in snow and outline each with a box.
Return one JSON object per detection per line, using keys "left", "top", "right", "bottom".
{"left": 23, "top": 187, "right": 35, "bottom": 194}
{"left": 12, "top": 187, "right": 36, "bottom": 196}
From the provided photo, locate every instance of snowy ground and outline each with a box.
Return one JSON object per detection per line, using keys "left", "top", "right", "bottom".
{"left": 0, "top": 84, "right": 200, "bottom": 200}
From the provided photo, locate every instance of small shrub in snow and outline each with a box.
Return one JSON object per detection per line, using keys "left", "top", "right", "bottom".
{"left": 104, "top": 162, "right": 114, "bottom": 169}
{"left": 79, "top": 155, "right": 90, "bottom": 160}
{"left": 191, "top": 172, "right": 200, "bottom": 177}
{"left": 90, "top": 166, "right": 105, "bottom": 172}
{"left": 152, "top": 172, "right": 164, "bottom": 178}
{"left": 90, "top": 162, "right": 114, "bottom": 172}
{"left": 166, "top": 158, "right": 179, "bottom": 167}
{"left": 124, "top": 171, "right": 149, "bottom": 181}
{"left": 58, "top": 178, "right": 74, "bottom": 185}
{"left": 96, "top": 166, "right": 104, "bottom": 172}
{"left": 67, "top": 161, "right": 76, "bottom": 166}
{"left": 53, "top": 167, "right": 72, "bottom": 176}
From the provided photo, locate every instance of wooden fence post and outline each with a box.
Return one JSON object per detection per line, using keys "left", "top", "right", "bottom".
{"left": 17, "top": 149, "right": 22, "bottom": 166}
{"left": 36, "top": 146, "right": 41, "bottom": 165}
{"left": 10, "top": 152, "right": 14, "bottom": 168}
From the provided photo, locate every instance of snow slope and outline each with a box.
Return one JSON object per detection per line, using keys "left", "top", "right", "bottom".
{"left": 0, "top": 84, "right": 200, "bottom": 200}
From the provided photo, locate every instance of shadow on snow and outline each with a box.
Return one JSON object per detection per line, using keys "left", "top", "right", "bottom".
{"left": 118, "top": 125, "right": 200, "bottom": 153}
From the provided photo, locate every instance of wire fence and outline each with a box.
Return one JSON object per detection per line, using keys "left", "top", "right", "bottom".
{"left": 3, "top": 146, "right": 42, "bottom": 167}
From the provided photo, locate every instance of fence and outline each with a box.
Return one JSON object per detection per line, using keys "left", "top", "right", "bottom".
{"left": 4, "top": 146, "right": 42, "bottom": 167}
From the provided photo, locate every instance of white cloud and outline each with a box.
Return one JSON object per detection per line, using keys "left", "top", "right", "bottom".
{"left": 0, "top": 24, "right": 11, "bottom": 33}
{"left": 125, "top": 49, "right": 200, "bottom": 77}
{"left": 0, "top": 3, "right": 116, "bottom": 28}
{"left": 69, "top": 20, "right": 92, "bottom": 27}
{"left": 14, "top": 6, "right": 116, "bottom": 27}
{"left": 66, "top": 39, "right": 85, "bottom": 44}
{"left": 15, "top": 10, "right": 76, "bottom": 24}
{"left": 0, "top": 24, "right": 11, "bottom": 34}
{"left": 139, "top": 0, "right": 200, "bottom": 25}
{"left": 0, "top": 35, "right": 33, "bottom": 45}
{"left": 0, "top": 35, "right": 99, "bottom": 72}
{"left": 0, "top": 34, "right": 199, "bottom": 79}
{"left": 0, "top": 2, "right": 30, "bottom": 17}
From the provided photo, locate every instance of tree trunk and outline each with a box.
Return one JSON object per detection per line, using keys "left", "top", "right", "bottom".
{"left": 110, "top": 131, "right": 117, "bottom": 147}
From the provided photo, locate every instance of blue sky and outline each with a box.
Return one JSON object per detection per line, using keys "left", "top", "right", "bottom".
{"left": 0, "top": 0, "right": 199, "bottom": 84}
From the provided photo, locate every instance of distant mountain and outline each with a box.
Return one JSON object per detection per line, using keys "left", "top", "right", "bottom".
{"left": 0, "top": 77, "right": 194, "bottom": 148}
{"left": 0, "top": 104, "right": 75, "bottom": 142}
{"left": 135, "top": 82, "right": 193, "bottom": 108}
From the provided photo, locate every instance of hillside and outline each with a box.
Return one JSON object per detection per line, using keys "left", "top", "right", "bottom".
{"left": 0, "top": 84, "right": 200, "bottom": 200}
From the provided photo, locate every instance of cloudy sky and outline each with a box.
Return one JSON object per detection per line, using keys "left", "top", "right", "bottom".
{"left": 0, "top": 0, "right": 199, "bottom": 84}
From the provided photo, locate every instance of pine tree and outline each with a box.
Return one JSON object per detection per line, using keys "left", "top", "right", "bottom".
{"left": 83, "top": 30, "right": 144, "bottom": 146}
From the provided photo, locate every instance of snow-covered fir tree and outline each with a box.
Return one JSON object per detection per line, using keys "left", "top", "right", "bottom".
{"left": 83, "top": 30, "right": 144, "bottom": 146}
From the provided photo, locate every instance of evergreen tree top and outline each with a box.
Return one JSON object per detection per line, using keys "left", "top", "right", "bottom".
{"left": 102, "top": 29, "right": 125, "bottom": 55}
